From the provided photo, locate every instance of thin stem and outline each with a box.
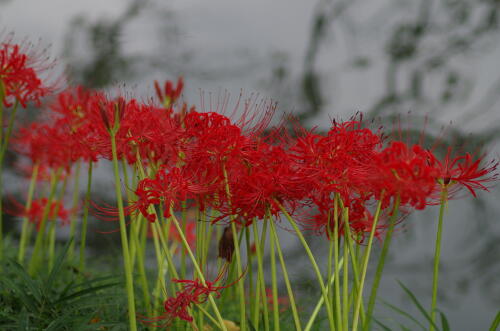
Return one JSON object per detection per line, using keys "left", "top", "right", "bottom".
{"left": 48, "top": 175, "right": 68, "bottom": 270}
{"left": 110, "top": 132, "right": 137, "bottom": 331}
{"left": 170, "top": 208, "right": 228, "bottom": 331}
{"left": 333, "top": 198, "right": 342, "bottom": 331}
{"left": 342, "top": 208, "right": 350, "bottom": 331}
{"left": 252, "top": 220, "right": 270, "bottom": 331}
{"left": 0, "top": 100, "right": 19, "bottom": 259}
{"left": 68, "top": 160, "right": 81, "bottom": 261}
{"left": 351, "top": 197, "right": 384, "bottom": 331}
{"left": 276, "top": 200, "right": 335, "bottom": 331}
{"left": 28, "top": 168, "right": 61, "bottom": 275}
{"left": 304, "top": 258, "right": 344, "bottom": 331}
{"left": 269, "top": 218, "right": 302, "bottom": 331}
{"left": 18, "top": 162, "right": 39, "bottom": 263}
{"left": 221, "top": 164, "right": 246, "bottom": 331}
{"left": 364, "top": 195, "right": 401, "bottom": 330}
{"left": 79, "top": 162, "right": 93, "bottom": 273}
{"left": 430, "top": 187, "right": 447, "bottom": 331}
{"left": 269, "top": 218, "right": 280, "bottom": 331}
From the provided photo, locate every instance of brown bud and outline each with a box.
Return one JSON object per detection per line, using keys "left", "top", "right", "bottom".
{"left": 218, "top": 226, "right": 235, "bottom": 262}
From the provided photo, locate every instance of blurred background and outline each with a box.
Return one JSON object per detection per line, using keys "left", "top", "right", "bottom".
{"left": 1, "top": 0, "right": 500, "bottom": 329}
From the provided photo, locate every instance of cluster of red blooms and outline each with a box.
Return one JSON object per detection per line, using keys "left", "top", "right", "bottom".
{"left": 9, "top": 70, "right": 497, "bottom": 240}
{"left": 3, "top": 36, "right": 499, "bottom": 327}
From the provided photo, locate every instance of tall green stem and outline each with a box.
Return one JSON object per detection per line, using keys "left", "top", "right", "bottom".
{"left": 333, "top": 198, "right": 342, "bottom": 331}
{"left": 68, "top": 161, "right": 81, "bottom": 261}
{"left": 304, "top": 258, "right": 344, "bottom": 331}
{"left": 169, "top": 208, "right": 228, "bottom": 331}
{"left": 110, "top": 132, "right": 137, "bottom": 331}
{"left": 48, "top": 176, "right": 68, "bottom": 269}
{"left": 430, "top": 187, "right": 447, "bottom": 331}
{"left": 0, "top": 100, "right": 19, "bottom": 259}
{"left": 364, "top": 195, "right": 400, "bottom": 330}
{"left": 28, "top": 168, "right": 61, "bottom": 275}
{"left": 18, "top": 162, "right": 39, "bottom": 263}
{"left": 351, "top": 197, "right": 384, "bottom": 331}
{"left": 269, "top": 218, "right": 302, "bottom": 330}
{"left": 269, "top": 219, "right": 280, "bottom": 331}
{"left": 222, "top": 164, "right": 246, "bottom": 331}
{"left": 276, "top": 200, "right": 335, "bottom": 331}
{"left": 342, "top": 208, "right": 350, "bottom": 331}
{"left": 252, "top": 220, "right": 270, "bottom": 331}
{"left": 79, "top": 162, "right": 93, "bottom": 273}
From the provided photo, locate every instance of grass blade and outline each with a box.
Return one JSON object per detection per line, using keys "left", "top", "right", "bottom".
{"left": 373, "top": 318, "right": 394, "bottom": 331}
{"left": 397, "top": 280, "right": 440, "bottom": 331}
{"left": 45, "top": 239, "right": 72, "bottom": 292}
{"left": 381, "top": 299, "right": 426, "bottom": 330}
{"left": 489, "top": 310, "right": 500, "bottom": 331}
{"left": 439, "top": 311, "right": 450, "bottom": 331}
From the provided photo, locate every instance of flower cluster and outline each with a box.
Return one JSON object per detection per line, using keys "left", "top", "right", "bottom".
{"left": 11, "top": 73, "right": 498, "bottom": 240}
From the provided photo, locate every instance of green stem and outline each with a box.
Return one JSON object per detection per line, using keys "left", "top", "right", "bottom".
{"left": 169, "top": 209, "right": 228, "bottom": 331}
{"left": 269, "top": 218, "right": 302, "bottom": 331}
{"left": 269, "top": 218, "right": 280, "bottom": 331}
{"left": 333, "top": 199, "right": 342, "bottom": 331}
{"left": 18, "top": 162, "right": 39, "bottom": 263}
{"left": 221, "top": 164, "right": 246, "bottom": 331}
{"left": 342, "top": 208, "right": 349, "bottom": 331}
{"left": 0, "top": 100, "right": 19, "bottom": 259}
{"left": 68, "top": 160, "right": 81, "bottom": 261}
{"left": 79, "top": 162, "right": 93, "bottom": 273}
{"left": 245, "top": 225, "right": 254, "bottom": 323}
{"left": 110, "top": 132, "right": 137, "bottom": 331}
{"left": 28, "top": 168, "right": 61, "bottom": 275}
{"left": 304, "top": 258, "right": 344, "bottom": 331}
{"left": 351, "top": 197, "right": 384, "bottom": 331}
{"left": 276, "top": 200, "right": 335, "bottom": 331}
{"left": 48, "top": 175, "right": 68, "bottom": 270}
{"left": 364, "top": 195, "right": 400, "bottom": 330}
{"left": 252, "top": 220, "right": 270, "bottom": 331}
{"left": 430, "top": 187, "right": 447, "bottom": 331}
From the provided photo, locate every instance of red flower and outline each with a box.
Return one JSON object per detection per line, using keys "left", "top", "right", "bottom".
{"left": 433, "top": 147, "right": 498, "bottom": 197}
{"left": 0, "top": 40, "right": 56, "bottom": 107}
{"left": 371, "top": 141, "right": 438, "bottom": 210}
{"left": 154, "top": 77, "right": 184, "bottom": 107}
{"left": 6, "top": 197, "right": 70, "bottom": 230}
{"left": 142, "top": 266, "right": 239, "bottom": 328}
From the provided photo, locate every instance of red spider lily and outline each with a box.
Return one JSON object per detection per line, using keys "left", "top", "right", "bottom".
{"left": 432, "top": 147, "right": 498, "bottom": 198}
{"left": 0, "top": 40, "right": 55, "bottom": 107}
{"left": 5, "top": 197, "right": 70, "bottom": 229}
{"left": 142, "top": 266, "right": 241, "bottom": 327}
{"left": 217, "top": 142, "right": 308, "bottom": 223}
{"left": 154, "top": 77, "right": 184, "bottom": 107}
{"left": 12, "top": 122, "right": 76, "bottom": 171}
{"left": 371, "top": 141, "right": 438, "bottom": 210}
{"left": 132, "top": 166, "right": 213, "bottom": 222}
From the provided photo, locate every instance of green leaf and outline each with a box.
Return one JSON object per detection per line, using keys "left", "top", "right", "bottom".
{"left": 439, "top": 311, "right": 450, "bottom": 331}
{"left": 381, "top": 299, "right": 426, "bottom": 330}
{"left": 1, "top": 277, "right": 38, "bottom": 313}
{"left": 17, "top": 307, "right": 30, "bottom": 331}
{"left": 45, "top": 239, "right": 73, "bottom": 292}
{"left": 9, "top": 260, "right": 42, "bottom": 304}
{"left": 374, "top": 317, "right": 394, "bottom": 331}
{"left": 397, "top": 280, "right": 440, "bottom": 331}
{"left": 56, "top": 282, "right": 120, "bottom": 304}
{"left": 489, "top": 310, "right": 500, "bottom": 331}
